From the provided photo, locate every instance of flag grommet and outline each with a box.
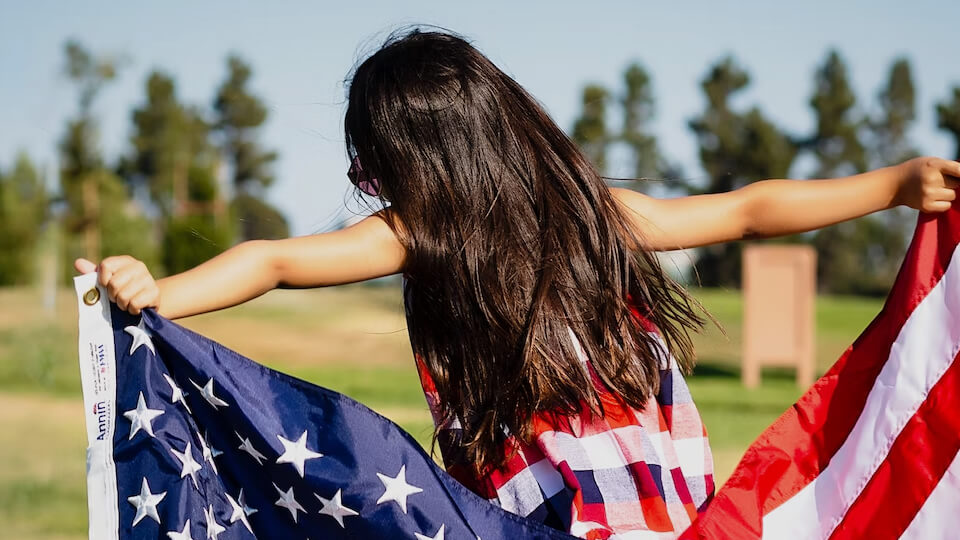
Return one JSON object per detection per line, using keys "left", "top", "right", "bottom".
{"left": 83, "top": 287, "right": 100, "bottom": 306}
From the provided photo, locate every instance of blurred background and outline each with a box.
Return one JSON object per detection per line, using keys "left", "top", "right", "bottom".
{"left": 1, "top": 1, "right": 958, "bottom": 538}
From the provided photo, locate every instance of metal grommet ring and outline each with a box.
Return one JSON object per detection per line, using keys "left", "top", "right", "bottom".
{"left": 83, "top": 287, "right": 100, "bottom": 306}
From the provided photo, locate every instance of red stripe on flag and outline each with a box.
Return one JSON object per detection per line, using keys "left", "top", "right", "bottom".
{"left": 682, "top": 206, "right": 960, "bottom": 539}
{"left": 828, "top": 348, "right": 960, "bottom": 539}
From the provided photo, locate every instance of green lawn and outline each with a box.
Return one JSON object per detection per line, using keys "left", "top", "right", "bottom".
{"left": 0, "top": 284, "right": 882, "bottom": 539}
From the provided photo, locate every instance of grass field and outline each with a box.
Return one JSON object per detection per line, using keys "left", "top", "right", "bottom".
{"left": 0, "top": 284, "right": 882, "bottom": 539}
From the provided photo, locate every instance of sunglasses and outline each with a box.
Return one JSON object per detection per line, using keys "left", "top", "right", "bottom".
{"left": 347, "top": 156, "right": 382, "bottom": 197}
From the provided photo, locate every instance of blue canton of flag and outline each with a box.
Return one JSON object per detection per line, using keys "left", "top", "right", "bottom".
{"left": 74, "top": 273, "right": 576, "bottom": 540}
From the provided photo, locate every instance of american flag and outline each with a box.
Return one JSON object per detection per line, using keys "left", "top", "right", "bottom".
{"left": 73, "top": 273, "right": 576, "bottom": 540}
{"left": 75, "top": 204, "right": 960, "bottom": 540}
{"left": 681, "top": 204, "right": 960, "bottom": 540}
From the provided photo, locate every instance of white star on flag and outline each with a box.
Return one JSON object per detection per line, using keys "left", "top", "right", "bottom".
{"left": 123, "top": 392, "right": 164, "bottom": 440}
{"left": 166, "top": 519, "right": 195, "bottom": 540}
{"left": 190, "top": 377, "right": 229, "bottom": 409}
{"left": 124, "top": 319, "right": 155, "bottom": 355}
{"left": 273, "top": 483, "right": 306, "bottom": 523}
{"left": 276, "top": 430, "right": 323, "bottom": 477}
{"left": 415, "top": 524, "right": 446, "bottom": 540}
{"left": 162, "top": 373, "right": 191, "bottom": 414}
{"left": 236, "top": 432, "right": 268, "bottom": 465}
{"left": 169, "top": 441, "right": 202, "bottom": 489}
{"left": 203, "top": 504, "right": 226, "bottom": 540}
{"left": 128, "top": 477, "right": 166, "bottom": 527}
{"left": 196, "top": 429, "right": 222, "bottom": 473}
{"left": 376, "top": 464, "right": 423, "bottom": 514}
{"left": 225, "top": 489, "right": 257, "bottom": 533}
{"left": 315, "top": 488, "right": 358, "bottom": 528}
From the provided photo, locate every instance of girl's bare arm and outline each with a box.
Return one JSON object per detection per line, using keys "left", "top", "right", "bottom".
{"left": 77, "top": 210, "right": 406, "bottom": 320}
{"left": 612, "top": 156, "right": 960, "bottom": 252}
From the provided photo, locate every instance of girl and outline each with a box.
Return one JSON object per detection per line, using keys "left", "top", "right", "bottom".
{"left": 75, "top": 29, "right": 960, "bottom": 538}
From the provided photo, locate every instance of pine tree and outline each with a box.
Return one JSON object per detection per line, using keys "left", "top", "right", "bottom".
{"left": 126, "top": 70, "right": 232, "bottom": 273}
{"left": 807, "top": 50, "right": 867, "bottom": 177}
{"left": 862, "top": 58, "right": 919, "bottom": 295}
{"left": 806, "top": 50, "right": 895, "bottom": 295}
{"left": 129, "top": 71, "right": 217, "bottom": 217}
{"left": 620, "top": 64, "right": 659, "bottom": 179}
{"left": 571, "top": 85, "right": 610, "bottom": 173}
{"left": 0, "top": 154, "right": 48, "bottom": 285}
{"left": 871, "top": 58, "right": 918, "bottom": 166}
{"left": 212, "top": 55, "right": 288, "bottom": 241}
{"left": 59, "top": 40, "right": 158, "bottom": 281}
{"left": 688, "top": 57, "right": 797, "bottom": 286}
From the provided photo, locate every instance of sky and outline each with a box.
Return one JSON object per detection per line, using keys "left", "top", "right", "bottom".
{"left": 1, "top": 1, "right": 959, "bottom": 236}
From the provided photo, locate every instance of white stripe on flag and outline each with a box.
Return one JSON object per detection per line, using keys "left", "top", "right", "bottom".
{"left": 762, "top": 244, "right": 960, "bottom": 540}
{"left": 900, "top": 449, "right": 960, "bottom": 539}
{"left": 75, "top": 272, "right": 120, "bottom": 540}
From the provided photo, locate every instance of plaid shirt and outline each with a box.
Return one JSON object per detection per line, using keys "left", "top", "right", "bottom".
{"left": 404, "top": 282, "right": 715, "bottom": 539}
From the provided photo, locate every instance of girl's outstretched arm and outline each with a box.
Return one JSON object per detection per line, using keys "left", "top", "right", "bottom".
{"left": 75, "top": 210, "right": 406, "bottom": 319}
{"left": 612, "top": 156, "right": 960, "bottom": 252}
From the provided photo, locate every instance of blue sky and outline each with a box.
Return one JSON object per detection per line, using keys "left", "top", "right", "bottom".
{"left": 1, "top": 1, "right": 958, "bottom": 236}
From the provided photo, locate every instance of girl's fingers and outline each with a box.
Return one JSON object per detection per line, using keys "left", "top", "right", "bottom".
{"left": 74, "top": 258, "right": 97, "bottom": 274}
{"left": 114, "top": 275, "right": 150, "bottom": 311}
{"left": 98, "top": 255, "right": 135, "bottom": 288}
{"left": 938, "top": 188, "right": 957, "bottom": 202}
{"left": 127, "top": 288, "right": 157, "bottom": 315}
{"left": 927, "top": 200, "right": 953, "bottom": 213}
{"left": 107, "top": 265, "right": 138, "bottom": 293}
{"left": 943, "top": 160, "right": 960, "bottom": 178}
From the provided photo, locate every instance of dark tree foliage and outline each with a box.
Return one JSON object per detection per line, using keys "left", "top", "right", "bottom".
{"left": 572, "top": 63, "right": 681, "bottom": 194}
{"left": 212, "top": 55, "right": 288, "bottom": 241}
{"left": 807, "top": 51, "right": 906, "bottom": 295}
{"left": 231, "top": 193, "right": 289, "bottom": 242}
{"left": 162, "top": 214, "right": 234, "bottom": 275}
{"left": 571, "top": 85, "right": 610, "bottom": 172}
{"left": 806, "top": 50, "right": 867, "bottom": 177}
{"left": 861, "top": 58, "right": 920, "bottom": 296}
{"left": 871, "top": 58, "right": 918, "bottom": 166}
{"left": 129, "top": 71, "right": 216, "bottom": 218}
{"left": 621, "top": 64, "right": 660, "bottom": 181}
{"left": 0, "top": 154, "right": 48, "bottom": 285}
{"left": 688, "top": 57, "right": 797, "bottom": 287}
{"left": 59, "top": 40, "right": 158, "bottom": 283}
{"left": 937, "top": 87, "right": 960, "bottom": 161}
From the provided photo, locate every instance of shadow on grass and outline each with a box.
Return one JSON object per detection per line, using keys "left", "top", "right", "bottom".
{"left": 687, "top": 359, "right": 806, "bottom": 421}
{"left": 691, "top": 360, "right": 805, "bottom": 383}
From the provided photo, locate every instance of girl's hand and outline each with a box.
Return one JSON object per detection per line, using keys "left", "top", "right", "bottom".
{"left": 74, "top": 255, "right": 161, "bottom": 315}
{"left": 893, "top": 156, "right": 960, "bottom": 213}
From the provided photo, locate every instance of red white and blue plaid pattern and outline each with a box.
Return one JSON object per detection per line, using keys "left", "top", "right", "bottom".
{"left": 404, "top": 281, "right": 715, "bottom": 539}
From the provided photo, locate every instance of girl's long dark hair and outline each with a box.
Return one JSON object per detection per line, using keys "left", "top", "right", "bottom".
{"left": 345, "top": 28, "right": 706, "bottom": 473}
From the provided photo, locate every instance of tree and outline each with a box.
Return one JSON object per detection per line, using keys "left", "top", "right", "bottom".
{"left": 862, "top": 58, "right": 920, "bottom": 294}
{"left": 571, "top": 84, "right": 610, "bottom": 173}
{"left": 618, "top": 63, "right": 685, "bottom": 192}
{"left": 128, "top": 71, "right": 218, "bottom": 218}
{"left": 126, "top": 70, "right": 232, "bottom": 273}
{"left": 213, "top": 55, "right": 288, "bottom": 241}
{"left": 571, "top": 63, "right": 680, "bottom": 193}
{"left": 687, "top": 57, "right": 797, "bottom": 286}
{"left": 0, "top": 154, "right": 48, "bottom": 285}
{"left": 870, "top": 58, "right": 918, "bottom": 167}
{"left": 936, "top": 87, "right": 960, "bottom": 161}
{"left": 806, "top": 50, "right": 867, "bottom": 177}
{"left": 59, "top": 40, "right": 158, "bottom": 282}
{"left": 806, "top": 50, "right": 899, "bottom": 295}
